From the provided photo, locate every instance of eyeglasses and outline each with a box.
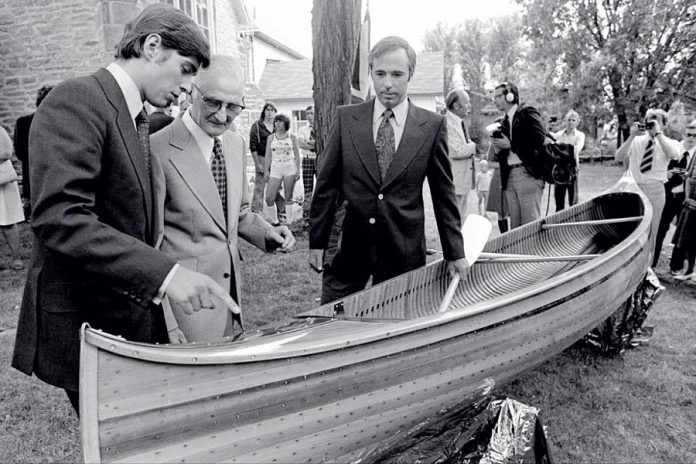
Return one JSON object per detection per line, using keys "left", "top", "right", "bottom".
{"left": 685, "top": 132, "right": 696, "bottom": 138}
{"left": 192, "top": 84, "right": 245, "bottom": 113}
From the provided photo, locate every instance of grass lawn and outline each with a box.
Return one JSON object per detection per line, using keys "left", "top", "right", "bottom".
{"left": 1, "top": 162, "right": 694, "bottom": 462}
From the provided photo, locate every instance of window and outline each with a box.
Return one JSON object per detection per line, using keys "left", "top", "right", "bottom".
{"left": 160, "top": 0, "right": 212, "bottom": 42}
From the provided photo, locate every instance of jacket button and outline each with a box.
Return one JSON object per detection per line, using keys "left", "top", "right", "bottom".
{"left": 369, "top": 218, "right": 376, "bottom": 224}
{"left": 378, "top": 194, "right": 384, "bottom": 200}
{"left": 223, "top": 272, "right": 230, "bottom": 278}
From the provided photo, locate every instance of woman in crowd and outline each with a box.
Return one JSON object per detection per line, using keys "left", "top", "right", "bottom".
{"left": 264, "top": 114, "right": 301, "bottom": 225}
{"left": 249, "top": 102, "right": 281, "bottom": 217}
{"left": 553, "top": 109, "right": 585, "bottom": 211}
{"left": 0, "top": 126, "right": 25, "bottom": 270}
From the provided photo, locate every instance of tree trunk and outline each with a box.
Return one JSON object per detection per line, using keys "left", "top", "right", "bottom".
{"left": 311, "top": 0, "right": 361, "bottom": 156}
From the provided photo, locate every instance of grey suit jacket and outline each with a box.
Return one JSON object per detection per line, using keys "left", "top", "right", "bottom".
{"left": 151, "top": 118, "right": 272, "bottom": 341}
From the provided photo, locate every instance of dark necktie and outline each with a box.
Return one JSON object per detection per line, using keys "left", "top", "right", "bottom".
{"left": 375, "top": 109, "right": 395, "bottom": 180}
{"left": 680, "top": 151, "right": 689, "bottom": 168}
{"left": 461, "top": 120, "right": 470, "bottom": 143}
{"left": 211, "top": 138, "right": 227, "bottom": 224}
{"left": 135, "top": 109, "right": 151, "bottom": 180}
{"left": 639, "top": 139, "right": 654, "bottom": 173}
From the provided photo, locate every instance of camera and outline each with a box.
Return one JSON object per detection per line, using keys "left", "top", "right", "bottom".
{"left": 637, "top": 123, "right": 646, "bottom": 131}
{"left": 644, "top": 120, "right": 657, "bottom": 130}
{"left": 486, "top": 122, "right": 503, "bottom": 139}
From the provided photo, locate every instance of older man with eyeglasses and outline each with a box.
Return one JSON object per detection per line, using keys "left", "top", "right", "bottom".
{"left": 151, "top": 55, "right": 295, "bottom": 343}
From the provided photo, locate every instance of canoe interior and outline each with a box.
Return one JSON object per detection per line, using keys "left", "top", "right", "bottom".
{"left": 80, "top": 189, "right": 648, "bottom": 463}
{"left": 295, "top": 191, "right": 644, "bottom": 321}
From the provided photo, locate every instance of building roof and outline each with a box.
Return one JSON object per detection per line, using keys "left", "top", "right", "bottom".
{"left": 259, "top": 51, "right": 444, "bottom": 101}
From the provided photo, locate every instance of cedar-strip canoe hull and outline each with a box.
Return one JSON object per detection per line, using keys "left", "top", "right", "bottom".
{"left": 80, "top": 178, "right": 651, "bottom": 463}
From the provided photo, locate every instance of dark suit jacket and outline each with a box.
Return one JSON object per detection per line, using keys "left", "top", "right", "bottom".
{"left": 13, "top": 113, "right": 33, "bottom": 199}
{"left": 12, "top": 68, "right": 175, "bottom": 391}
{"left": 309, "top": 99, "right": 464, "bottom": 283}
{"left": 500, "top": 105, "right": 547, "bottom": 186}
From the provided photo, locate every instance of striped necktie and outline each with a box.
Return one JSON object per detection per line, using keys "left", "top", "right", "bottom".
{"left": 375, "top": 109, "right": 395, "bottom": 181}
{"left": 639, "top": 139, "right": 654, "bottom": 173}
{"left": 211, "top": 137, "right": 227, "bottom": 224}
{"left": 135, "top": 109, "right": 151, "bottom": 180}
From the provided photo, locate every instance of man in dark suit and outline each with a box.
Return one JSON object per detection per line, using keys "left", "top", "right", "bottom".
{"left": 309, "top": 36, "right": 468, "bottom": 304}
{"left": 12, "top": 4, "right": 237, "bottom": 414}
{"left": 490, "top": 82, "right": 547, "bottom": 229}
{"left": 13, "top": 85, "right": 53, "bottom": 215}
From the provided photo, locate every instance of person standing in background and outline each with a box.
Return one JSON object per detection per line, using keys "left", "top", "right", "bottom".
{"left": 297, "top": 106, "right": 316, "bottom": 224}
{"left": 0, "top": 126, "right": 25, "bottom": 270}
{"left": 264, "top": 113, "right": 301, "bottom": 225}
{"left": 615, "top": 108, "right": 679, "bottom": 257}
{"left": 444, "top": 89, "right": 477, "bottom": 220}
{"left": 249, "top": 102, "right": 283, "bottom": 222}
{"left": 13, "top": 85, "right": 53, "bottom": 216}
{"left": 552, "top": 109, "right": 585, "bottom": 210}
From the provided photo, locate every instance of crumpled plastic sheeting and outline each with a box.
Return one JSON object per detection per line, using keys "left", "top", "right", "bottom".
{"left": 585, "top": 268, "right": 664, "bottom": 355}
{"left": 477, "top": 398, "right": 552, "bottom": 464}
{"left": 356, "top": 391, "right": 554, "bottom": 464}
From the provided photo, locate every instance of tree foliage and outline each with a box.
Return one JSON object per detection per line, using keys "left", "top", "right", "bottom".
{"left": 519, "top": 0, "right": 696, "bottom": 141}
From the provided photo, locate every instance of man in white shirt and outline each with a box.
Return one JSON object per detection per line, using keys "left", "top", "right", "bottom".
{"left": 553, "top": 109, "right": 585, "bottom": 210}
{"left": 445, "top": 89, "right": 477, "bottom": 220}
{"left": 615, "top": 108, "right": 679, "bottom": 256}
{"left": 152, "top": 55, "right": 295, "bottom": 343}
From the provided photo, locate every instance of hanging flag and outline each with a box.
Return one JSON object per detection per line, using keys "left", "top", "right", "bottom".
{"left": 351, "top": 5, "right": 370, "bottom": 102}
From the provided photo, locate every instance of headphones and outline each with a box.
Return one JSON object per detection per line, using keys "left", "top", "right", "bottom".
{"left": 499, "top": 83, "right": 516, "bottom": 103}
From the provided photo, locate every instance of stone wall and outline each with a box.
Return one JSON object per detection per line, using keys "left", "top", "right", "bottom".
{"left": 0, "top": 0, "right": 107, "bottom": 133}
{"left": 0, "top": 0, "right": 244, "bottom": 138}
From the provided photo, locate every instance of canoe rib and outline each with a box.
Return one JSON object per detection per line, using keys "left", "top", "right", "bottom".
{"left": 80, "top": 182, "right": 652, "bottom": 463}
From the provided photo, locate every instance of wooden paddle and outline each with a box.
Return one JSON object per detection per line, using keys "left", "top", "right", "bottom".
{"left": 438, "top": 215, "right": 492, "bottom": 313}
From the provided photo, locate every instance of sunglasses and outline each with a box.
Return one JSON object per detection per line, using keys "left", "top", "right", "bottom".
{"left": 192, "top": 84, "right": 245, "bottom": 113}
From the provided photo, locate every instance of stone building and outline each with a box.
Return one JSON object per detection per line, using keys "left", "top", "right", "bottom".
{"left": 0, "top": 0, "right": 296, "bottom": 138}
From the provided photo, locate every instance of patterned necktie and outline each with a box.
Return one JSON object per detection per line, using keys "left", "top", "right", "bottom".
{"left": 211, "top": 137, "right": 227, "bottom": 224}
{"left": 461, "top": 120, "right": 470, "bottom": 143}
{"left": 639, "top": 139, "right": 654, "bottom": 173}
{"left": 375, "top": 109, "right": 395, "bottom": 180}
{"left": 135, "top": 109, "right": 151, "bottom": 180}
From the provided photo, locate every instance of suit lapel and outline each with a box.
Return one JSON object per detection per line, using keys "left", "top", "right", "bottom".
{"left": 349, "top": 101, "right": 381, "bottom": 186}
{"left": 94, "top": 68, "right": 153, "bottom": 225}
{"left": 167, "top": 120, "right": 227, "bottom": 233}
{"left": 383, "top": 103, "right": 426, "bottom": 188}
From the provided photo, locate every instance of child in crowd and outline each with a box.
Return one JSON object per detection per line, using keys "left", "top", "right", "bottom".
{"left": 476, "top": 160, "right": 493, "bottom": 216}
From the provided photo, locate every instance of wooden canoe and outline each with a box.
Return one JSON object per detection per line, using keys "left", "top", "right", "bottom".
{"left": 80, "top": 175, "right": 652, "bottom": 463}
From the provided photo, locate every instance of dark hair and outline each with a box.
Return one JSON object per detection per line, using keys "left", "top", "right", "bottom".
{"left": 305, "top": 105, "right": 313, "bottom": 112}
{"left": 368, "top": 36, "right": 416, "bottom": 78}
{"left": 258, "top": 102, "right": 277, "bottom": 122}
{"left": 36, "top": 85, "right": 53, "bottom": 107}
{"left": 115, "top": 4, "right": 210, "bottom": 68}
{"left": 273, "top": 113, "right": 290, "bottom": 131}
{"left": 495, "top": 82, "right": 519, "bottom": 105}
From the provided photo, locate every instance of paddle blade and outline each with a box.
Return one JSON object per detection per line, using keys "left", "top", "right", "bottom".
{"left": 462, "top": 214, "right": 492, "bottom": 266}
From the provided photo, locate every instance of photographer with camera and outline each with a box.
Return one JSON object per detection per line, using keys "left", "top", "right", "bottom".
{"left": 489, "top": 82, "right": 547, "bottom": 229}
{"left": 615, "top": 108, "right": 679, "bottom": 258}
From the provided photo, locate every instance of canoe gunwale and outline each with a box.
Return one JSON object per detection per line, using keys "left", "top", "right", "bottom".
{"left": 82, "top": 201, "right": 650, "bottom": 365}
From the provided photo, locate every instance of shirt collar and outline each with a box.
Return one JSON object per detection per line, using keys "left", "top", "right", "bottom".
{"left": 182, "top": 109, "right": 216, "bottom": 160}
{"left": 106, "top": 62, "right": 143, "bottom": 121}
{"left": 446, "top": 110, "right": 463, "bottom": 125}
{"left": 373, "top": 97, "right": 409, "bottom": 127}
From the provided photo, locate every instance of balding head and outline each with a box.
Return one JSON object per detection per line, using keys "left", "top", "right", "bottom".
{"left": 445, "top": 89, "right": 470, "bottom": 119}
{"left": 190, "top": 55, "right": 245, "bottom": 137}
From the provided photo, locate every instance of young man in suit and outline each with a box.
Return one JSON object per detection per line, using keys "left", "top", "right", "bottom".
{"left": 309, "top": 36, "right": 468, "bottom": 304}
{"left": 445, "top": 89, "right": 477, "bottom": 220}
{"left": 490, "top": 82, "right": 547, "bottom": 229}
{"left": 12, "top": 4, "right": 237, "bottom": 413}
{"left": 151, "top": 55, "right": 295, "bottom": 343}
